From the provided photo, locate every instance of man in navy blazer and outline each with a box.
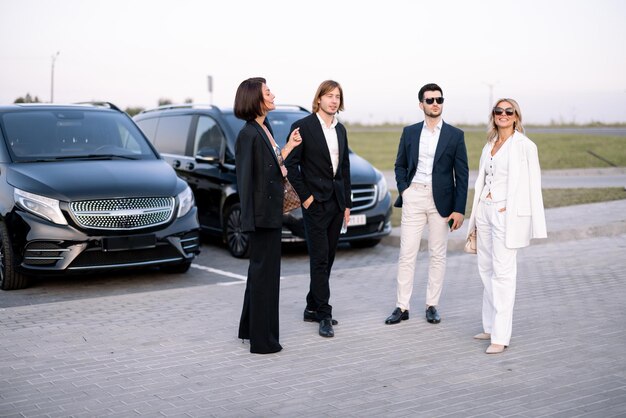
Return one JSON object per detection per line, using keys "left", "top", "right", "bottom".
{"left": 385, "top": 83, "right": 469, "bottom": 326}
{"left": 285, "top": 80, "right": 351, "bottom": 338}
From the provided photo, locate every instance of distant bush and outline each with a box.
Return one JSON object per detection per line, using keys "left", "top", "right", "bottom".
{"left": 14, "top": 93, "right": 41, "bottom": 103}
{"left": 125, "top": 107, "right": 145, "bottom": 117}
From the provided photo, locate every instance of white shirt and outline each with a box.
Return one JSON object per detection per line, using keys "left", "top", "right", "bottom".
{"left": 412, "top": 119, "right": 443, "bottom": 185}
{"left": 480, "top": 139, "right": 510, "bottom": 202}
{"left": 316, "top": 112, "right": 339, "bottom": 176}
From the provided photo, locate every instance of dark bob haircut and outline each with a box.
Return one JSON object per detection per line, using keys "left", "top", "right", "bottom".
{"left": 234, "top": 77, "right": 267, "bottom": 121}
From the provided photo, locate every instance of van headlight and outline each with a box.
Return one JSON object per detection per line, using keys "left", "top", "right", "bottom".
{"left": 376, "top": 174, "right": 389, "bottom": 202}
{"left": 177, "top": 186, "right": 195, "bottom": 218}
{"left": 14, "top": 188, "right": 68, "bottom": 225}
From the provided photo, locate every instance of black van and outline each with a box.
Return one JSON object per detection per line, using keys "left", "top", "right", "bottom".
{"left": 0, "top": 103, "right": 200, "bottom": 290}
{"left": 134, "top": 105, "right": 392, "bottom": 258}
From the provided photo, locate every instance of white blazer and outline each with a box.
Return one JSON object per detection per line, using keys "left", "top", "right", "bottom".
{"left": 466, "top": 131, "right": 547, "bottom": 249}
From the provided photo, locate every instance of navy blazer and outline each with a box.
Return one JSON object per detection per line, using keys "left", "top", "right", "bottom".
{"left": 235, "top": 120, "right": 284, "bottom": 232}
{"left": 285, "top": 113, "right": 352, "bottom": 210}
{"left": 394, "top": 121, "right": 469, "bottom": 217}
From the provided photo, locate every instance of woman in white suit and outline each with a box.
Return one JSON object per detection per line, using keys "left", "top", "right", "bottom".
{"left": 466, "top": 98, "right": 547, "bottom": 354}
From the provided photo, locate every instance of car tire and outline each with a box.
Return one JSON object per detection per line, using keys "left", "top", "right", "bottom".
{"left": 349, "top": 238, "right": 381, "bottom": 249}
{"left": 161, "top": 260, "right": 192, "bottom": 274}
{"left": 223, "top": 203, "right": 250, "bottom": 259}
{"left": 0, "top": 220, "right": 29, "bottom": 290}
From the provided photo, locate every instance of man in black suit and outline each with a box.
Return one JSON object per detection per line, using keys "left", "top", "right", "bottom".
{"left": 285, "top": 80, "right": 351, "bottom": 338}
{"left": 384, "top": 83, "right": 468, "bottom": 326}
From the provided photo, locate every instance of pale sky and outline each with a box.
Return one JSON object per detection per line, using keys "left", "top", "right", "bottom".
{"left": 1, "top": 0, "right": 625, "bottom": 125}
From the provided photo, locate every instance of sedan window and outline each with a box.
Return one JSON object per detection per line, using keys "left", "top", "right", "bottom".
{"left": 194, "top": 116, "right": 225, "bottom": 157}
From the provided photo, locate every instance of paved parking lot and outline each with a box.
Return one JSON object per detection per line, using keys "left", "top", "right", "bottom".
{"left": 1, "top": 201, "right": 626, "bottom": 417}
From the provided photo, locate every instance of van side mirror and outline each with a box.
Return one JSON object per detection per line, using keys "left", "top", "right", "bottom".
{"left": 195, "top": 148, "right": 220, "bottom": 164}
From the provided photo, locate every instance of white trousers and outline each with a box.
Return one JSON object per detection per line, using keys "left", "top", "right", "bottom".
{"left": 396, "top": 183, "right": 449, "bottom": 311}
{"left": 475, "top": 200, "right": 517, "bottom": 346}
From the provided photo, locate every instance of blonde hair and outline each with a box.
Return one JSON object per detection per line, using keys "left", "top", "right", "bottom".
{"left": 487, "top": 98, "right": 524, "bottom": 142}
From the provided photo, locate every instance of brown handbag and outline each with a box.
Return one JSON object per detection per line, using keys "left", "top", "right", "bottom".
{"left": 464, "top": 228, "right": 477, "bottom": 254}
{"left": 283, "top": 178, "right": 301, "bottom": 213}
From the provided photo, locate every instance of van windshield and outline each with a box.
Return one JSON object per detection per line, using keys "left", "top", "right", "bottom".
{"left": 2, "top": 109, "right": 158, "bottom": 162}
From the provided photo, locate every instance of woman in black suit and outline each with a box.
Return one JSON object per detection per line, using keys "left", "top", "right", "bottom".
{"left": 234, "top": 77, "right": 301, "bottom": 354}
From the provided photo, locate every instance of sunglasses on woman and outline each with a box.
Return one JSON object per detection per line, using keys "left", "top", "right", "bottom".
{"left": 493, "top": 107, "right": 515, "bottom": 116}
{"left": 423, "top": 97, "right": 444, "bottom": 105}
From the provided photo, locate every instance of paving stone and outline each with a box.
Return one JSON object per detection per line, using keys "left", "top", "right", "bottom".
{"left": 0, "top": 206, "right": 625, "bottom": 416}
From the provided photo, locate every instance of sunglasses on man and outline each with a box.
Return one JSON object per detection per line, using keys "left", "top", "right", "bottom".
{"left": 423, "top": 97, "right": 444, "bottom": 105}
{"left": 493, "top": 107, "right": 515, "bottom": 116}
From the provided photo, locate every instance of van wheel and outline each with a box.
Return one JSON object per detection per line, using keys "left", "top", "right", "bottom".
{"left": 224, "top": 203, "right": 250, "bottom": 258}
{"left": 349, "top": 238, "right": 381, "bottom": 249}
{"left": 0, "top": 221, "right": 29, "bottom": 290}
{"left": 161, "top": 260, "right": 192, "bottom": 274}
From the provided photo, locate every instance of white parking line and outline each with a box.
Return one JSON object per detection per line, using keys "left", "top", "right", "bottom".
{"left": 191, "top": 263, "right": 246, "bottom": 282}
{"left": 191, "top": 263, "right": 288, "bottom": 286}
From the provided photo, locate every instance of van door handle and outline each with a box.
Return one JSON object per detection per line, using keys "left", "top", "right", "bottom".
{"left": 172, "top": 160, "right": 181, "bottom": 168}
{"left": 185, "top": 162, "right": 195, "bottom": 170}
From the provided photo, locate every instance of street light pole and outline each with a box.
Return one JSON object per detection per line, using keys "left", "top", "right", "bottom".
{"left": 483, "top": 82, "right": 494, "bottom": 113}
{"left": 50, "top": 51, "right": 60, "bottom": 103}
{"left": 207, "top": 75, "right": 213, "bottom": 105}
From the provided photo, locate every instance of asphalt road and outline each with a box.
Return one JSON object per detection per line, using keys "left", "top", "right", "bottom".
{"left": 384, "top": 167, "right": 626, "bottom": 190}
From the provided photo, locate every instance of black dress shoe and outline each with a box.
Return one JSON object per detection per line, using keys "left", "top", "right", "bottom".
{"left": 303, "top": 309, "right": 338, "bottom": 325}
{"left": 425, "top": 306, "right": 441, "bottom": 324}
{"left": 319, "top": 318, "right": 334, "bottom": 338}
{"left": 385, "top": 307, "right": 409, "bottom": 324}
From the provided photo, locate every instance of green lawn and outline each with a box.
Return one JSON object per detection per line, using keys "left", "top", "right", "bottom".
{"left": 348, "top": 128, "right": 626, "bottom": 171}
{"left": 349, "top": 127, "right": 626, "bottom": 226}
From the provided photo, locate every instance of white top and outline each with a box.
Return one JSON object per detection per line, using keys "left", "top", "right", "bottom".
{"left": 480, "top": 139, "right": 511, "bottom": 202}
{"left": 316, "top": 112, "right": 339, "bottom": 176}
{"left": 412, "top": 119, "right": 443, "bottom": 185}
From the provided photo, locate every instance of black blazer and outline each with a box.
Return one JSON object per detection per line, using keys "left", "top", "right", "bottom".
{"left": 235, "top": 120, "right": 284, "bottom": 232}
{"left": 394, "top": 121, "right": 469, "bottom": 216}
{"left": 285, "top": 113, "right": 352, "bottom": 210}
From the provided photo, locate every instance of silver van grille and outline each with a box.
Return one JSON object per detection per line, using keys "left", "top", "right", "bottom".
{"left": 351, "top": 185, "right": 376, "bottom": 212}
{"left": 70, "top": 197, "right": 175, "bottom": 230}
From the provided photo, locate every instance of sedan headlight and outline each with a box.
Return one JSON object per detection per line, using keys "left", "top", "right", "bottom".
{"left": 177, "top": 186, "right": 195, "bottom": 218}
{"left": 14, "top": 188, "right": 68, "bottom": 225}
{"left": 376, "top": 172, "right": 389, "bottom": 202}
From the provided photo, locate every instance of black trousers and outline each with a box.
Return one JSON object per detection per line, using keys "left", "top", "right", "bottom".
{"left": 302, "top": 197, "right": 344, "bottom": 320}
{"left": 238, "top": 227, "right": 282, "bottom": 354}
